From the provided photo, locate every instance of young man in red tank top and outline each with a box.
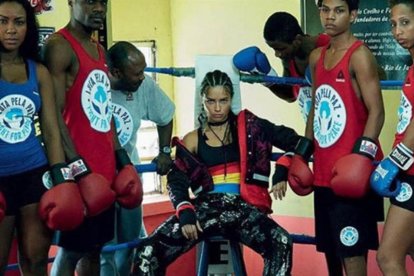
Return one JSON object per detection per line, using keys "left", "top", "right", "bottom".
{"left": 288, "top": 0, "right": 385, "bottom": 275}
{"left": 42, "top": 1, "right": 116, "bottom": 275}
{"left": 42, "top": 1, "right": 143, "bottom": 275}
{"left": 263, "top": 11, "right": 330, "bottom": 104}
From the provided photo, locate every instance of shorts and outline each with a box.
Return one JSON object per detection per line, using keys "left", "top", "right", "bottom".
{"left": 56, "top": 205, "right": 115, "bottom": 252}
{"left": 314, "top": 186, "right": 382, "bottom": 258}
{"left": 390, "top": 172, "right": 414, "bottom": 212}
{"left": 0, "top": 165, "right": 49, "bottom": 216}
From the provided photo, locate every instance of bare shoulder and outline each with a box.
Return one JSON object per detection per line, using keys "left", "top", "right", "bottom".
{"left": 182, "top": 129, "right": 198, "bottom": 154}
{"left": 309, "top": 47, "right": 323, "bottom": 66}
{"left": 350, "top": 44, "right": 378, "bottom": 76}
{"left": 351, "top": 44, "right": 376, "bottom": 64}
{"left": 35, "top": 62, "right": 50, "bottom": 78}
{"left": 42, "top": 33, "right": 74, "bottom": 68}
{"left": 44, "top": 33, "right": 71, "bottom": 53}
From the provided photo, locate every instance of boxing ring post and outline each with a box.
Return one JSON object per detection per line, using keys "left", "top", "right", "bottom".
{"left": 6, "top": 66, "right": 400, "bottom": 272}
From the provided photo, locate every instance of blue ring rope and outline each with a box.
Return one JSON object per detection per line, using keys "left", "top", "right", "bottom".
{"left": 144, "top": 66, "right": 404, "bottom": 88}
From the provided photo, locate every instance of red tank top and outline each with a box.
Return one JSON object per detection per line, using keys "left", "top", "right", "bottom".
{"left": 290, "top": 34, "right": 330, "bottom": 122}
{"left": 58, "top": 28, "right": 116, "bottom": 182}
{"left": 313, "top": 40, "right": 383, "bottom": 187}
{"left": 394, "top": 66, "right": 414, "bottom": 174}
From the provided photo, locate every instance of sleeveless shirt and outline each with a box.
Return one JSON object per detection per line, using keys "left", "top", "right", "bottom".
{"left": 394, "top": 65, "right": 414, "bottom": 175}
{"left": 0, "top": 60, "right": 48, "bottom": 176}
{"left": 58, "top": 28, "right": 115, "bottom": 182}
{"left": 197, "top": 128, "right": 241, "bottom": 194}
{"left": 313, "top": 40, "right": 383, "bottom": 187}
{"left": 290, "top": 33, "right": 330, "bottom": 122}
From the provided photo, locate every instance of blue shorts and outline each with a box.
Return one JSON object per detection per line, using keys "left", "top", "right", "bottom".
{"left": 0, "top": 165, "right": 49, "bottom": 216}
{"left": 391, "top": 173, "right": 414, "bottom": 212}
{"left": 314, "top": 186, "right": 383, "bottom": 258}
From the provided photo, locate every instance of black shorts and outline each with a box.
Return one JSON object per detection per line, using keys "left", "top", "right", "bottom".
{"left": 390, "top": 173, "right": 414, "bottom": 212}
{"left": 314, "top": 186, "right": 383, "bottom": 258}
{"left": 56, "top": 205, "right": 115, "bottom": 252}
{"left": 0, "top": 165, "right": 49, "bottom": 216}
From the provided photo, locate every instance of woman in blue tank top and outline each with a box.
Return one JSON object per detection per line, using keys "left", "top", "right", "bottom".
{"left": 0, "top": 0, "right": 69, "bottom": 275}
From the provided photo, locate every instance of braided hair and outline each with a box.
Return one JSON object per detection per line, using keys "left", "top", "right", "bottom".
{"left": 198, "top": 70, "right": 238, "bottom": 142}
{"left": 198, "top": 70, "right": 234, "bottom": 126}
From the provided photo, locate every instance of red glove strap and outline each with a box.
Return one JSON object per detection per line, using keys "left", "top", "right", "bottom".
{"left": 276, "top": 154, "right": 292, "bottom": 168}
{"left": 176, "top": 204, "right": 195, "bottom": 218}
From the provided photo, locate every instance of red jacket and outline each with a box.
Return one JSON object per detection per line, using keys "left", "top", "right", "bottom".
{"left": 168, "top": 109, "right": 300, "bottom": 213}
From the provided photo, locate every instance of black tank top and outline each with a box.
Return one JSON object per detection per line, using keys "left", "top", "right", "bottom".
{"left": 197, "top": 128, "right": 240, "bottom": 167}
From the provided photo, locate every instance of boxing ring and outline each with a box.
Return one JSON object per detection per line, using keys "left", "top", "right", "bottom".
{"left": 5, "top": 68, "right": 402, "bottom": 273}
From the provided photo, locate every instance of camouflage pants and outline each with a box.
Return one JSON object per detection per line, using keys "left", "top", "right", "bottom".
{"left": 132, "top": 193, "right": 292, "bottom": 276}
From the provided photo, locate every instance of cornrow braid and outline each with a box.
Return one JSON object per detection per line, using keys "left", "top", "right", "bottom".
{"left": 200, "top": 70, "right": 234, "bottom": 99}
{"left": 198, "top": 70, "right": 234, "bottom": 127}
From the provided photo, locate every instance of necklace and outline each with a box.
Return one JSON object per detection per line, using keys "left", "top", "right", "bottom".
{"left": 207, "top": 122, "right": 230, "bottom": 179}
{"left": 208, "top": 117, "right": 229, "bottom": 127}
{"left": 207, "top": 121, "right": 229, "bottom": 145}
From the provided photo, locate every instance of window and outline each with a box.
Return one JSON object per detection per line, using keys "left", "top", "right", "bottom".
{"left": 132, "top": 41, "right": 163, "bottom": 195}
{"left": 137, "top": 120, "right": 163, "bottom": 195}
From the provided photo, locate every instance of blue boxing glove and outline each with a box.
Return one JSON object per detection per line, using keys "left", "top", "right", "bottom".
{"left": 233, "top": 46, "right": 278, "bottom": 85}
{"left": 370, "top": 143, "right": 413, "bottom": 197}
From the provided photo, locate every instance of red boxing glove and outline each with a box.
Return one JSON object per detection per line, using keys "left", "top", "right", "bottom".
{"left": 331, "top": 137, "right": 377, "bottom": 198}
{"left": 113, "top": 149, "right": 143, "bottom": 208}
{"left": 0, "top": 191, "right": 6, "bottom": 223}
{"left": 288, "top": 155, "right": 314, "bottom": 195}
{"left": 287, "top": 137, "right": 314, "bottom": 196}
{"left": 39, "top": 163, "right": 85, "bottom": 230}
{"left": 69, "top": 157, "right": 116, "bottom": 217}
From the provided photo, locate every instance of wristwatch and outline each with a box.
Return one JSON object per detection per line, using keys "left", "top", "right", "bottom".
{"left": 160, "top": 146, "right": 172, "bottom": 155}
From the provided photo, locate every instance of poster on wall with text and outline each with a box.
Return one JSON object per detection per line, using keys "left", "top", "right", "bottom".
{"left": 29, "top": 0, "right": 53, "bottom": 14}
{"left": 301, "top": 0, "right": 411, "bottom": 81}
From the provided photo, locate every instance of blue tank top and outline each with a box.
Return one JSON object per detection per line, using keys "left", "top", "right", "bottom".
{"left": 0, "top": 59, "right": 48, "bottom": 176}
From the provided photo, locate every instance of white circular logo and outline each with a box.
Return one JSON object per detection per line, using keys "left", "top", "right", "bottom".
{"left": 397, "top": 92, "right": 412, "bottom": 134}
{"left": 314, "top": 84, "right": 346, "bottom": 148}
{"left": 297, "top": 86, "right": 312, "bottom": 123}
{"left": 42, "top": 171, "right": 53, "bottom": 190}
{"left": 0, "top": 95, "right": 35, "bottom": 143}
{"left": 340, "top": 226, "right": 359, "bottom": 246}
{"left": 81, "top": 69, "right": 113, "bottom": 132}
{"left": 396, "top": 182, "right": 413, "bottom": 202}
{"left": 112, "top": 103, "right": 133, "bottom": 147}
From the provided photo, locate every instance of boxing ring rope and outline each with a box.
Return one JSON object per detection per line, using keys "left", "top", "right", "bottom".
{"left": 5, "top": 153, "right": 316, "bottom": 272}
{"left": 144, "top": 66, "right": 404, "bottom": 88}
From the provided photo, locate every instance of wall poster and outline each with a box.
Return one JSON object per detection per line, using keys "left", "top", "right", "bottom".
{"left": 301, "top": 0, "right": 411, "bottom": 81}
